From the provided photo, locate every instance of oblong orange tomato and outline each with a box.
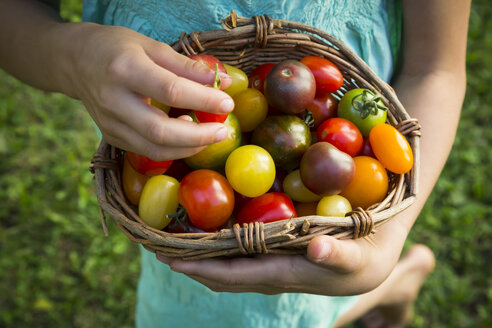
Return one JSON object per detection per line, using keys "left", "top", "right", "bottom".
{"left": 122, "top": 156, "right": 149, "bottom": 206}
{"left": 340, "top": 156, "right": 388, "bottom": 209}
{"left": 369, "top": 124, "right": 413, "bottom": 174}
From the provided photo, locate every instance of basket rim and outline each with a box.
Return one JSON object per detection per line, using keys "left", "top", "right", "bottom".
{"left": 91, "top": 11, "right": 421, "bottom": 260}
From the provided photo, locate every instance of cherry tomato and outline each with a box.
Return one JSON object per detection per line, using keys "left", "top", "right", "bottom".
{"left": 300, "top": 56, "right": 344, "bottom": 95}
{"left": 164, "top": 159, "right": 192, "bottom": 181}
{"left": 249, "top": 63, "right": 275, "bottom": 94}
{"left": 316, "top": 195, "right": 352, "bottom": 217}
{"left": 122, "top": 155, "right": 149, "bottom": 206}
{"left": 283, "top": 170, "right": 321, "bottom": 203}
{"left": 360, "top": 138, "right": 376, "bottom": 158}
{"left": 269, "top": 168, "right": 288, "bottom": 193}
{"left": 340, "top": 156, "right": 388, "bottom": 209}
{"left": 223, "top": 64, "right": 249, "bottom": 97}
{"left": 195, "top": 111, "right": 228, "bottom": 123}
{"left": 178, "top": 169, "right": 235, "bottom": 231}
{"left": 167, "top": 208, "right": 207, "bottom": 233}
{"left": 225, "top": 145, "right": 275, "bottom": 197}
{"left": 232, "top": 88, "right": 268, "bottom": 132}
{"left": 126, "top": 151, "right": 173, "bottom": 176}
{"left": 188, "top": 54, "right": 227, "bottom": 77}
{"left": 369, "top": 124, "right": 414, "bottom": 174}
{"left": 338, "top": 88, "right": 387, "bottom": 136}
{"left": 317, "top": 118, "right": 363, "bottom": 157}
{"left": 138, "top": 175, "right": 180, "bottom": 229}
{"left": 302, "top": 93, "right": 338, "bottom": 130}
{"left": 236, "top": 192, "right": 297, "bottom": 224}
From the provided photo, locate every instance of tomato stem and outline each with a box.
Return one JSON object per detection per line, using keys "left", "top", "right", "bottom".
{"left": 213, "top": 63, "right": 221, "bottom": 90}
{"left": 351, "top": 89, "right": 388, "bottom": 119}
{"left": 301, "top": 109, "right": 315, "bottom": 128}
{"left": 167, "top": 205, "right": 191, "bottom": 231}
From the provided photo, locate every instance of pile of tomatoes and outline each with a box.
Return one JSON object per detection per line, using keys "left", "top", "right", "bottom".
{"left": 122, "top": 54, "right": 414, "bottom": 233}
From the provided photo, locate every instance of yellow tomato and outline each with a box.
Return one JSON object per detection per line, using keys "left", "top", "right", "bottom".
{"left": 138, "top": 175, "right": 180, "bottom": 229}
{"left": 340, "top": 156, "right": 388, "bottom": 209}
{"left": 225, "top": 145, "right": 275, "bottom": 197}
{"left": 283, "top": 170, "right": 321, "bottom": 202}
{"left": 224, "top": 64, "right": 249, "bottom": 97}
{"left": 316, "top": 195, "right": 352, "bottom": 217}
{"left": 232, "top": 88, "right": 268, "bottom": 132}
{"left": 122, "top": 156, "right": 149, "bottom": 206}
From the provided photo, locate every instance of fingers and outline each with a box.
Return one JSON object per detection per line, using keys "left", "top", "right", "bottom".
{"left": 112, "top": 47, "right": 234, "bottom": 114}
{"left": 306, "top": 235, "right": 366, "bottom": 273}
{"left": 147, "top": 44, "right": 232, "bottom": 90}
{"left": 102, "top": 90, "right": 229, "bottom": 151}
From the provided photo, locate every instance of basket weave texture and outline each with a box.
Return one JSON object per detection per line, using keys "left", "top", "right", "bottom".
{"left": 91, "top": 11, "right": 421, "bottom": 260}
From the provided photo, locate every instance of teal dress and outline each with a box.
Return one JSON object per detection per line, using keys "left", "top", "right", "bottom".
{"left": 83, "top": 1, "right": 401, "bottom": 327}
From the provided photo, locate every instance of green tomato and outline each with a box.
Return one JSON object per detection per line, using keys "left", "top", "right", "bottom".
{"left": 316, "top": 195, "right": 352, "bottom": 217}
{"left": 337, "top": 88, "right": 387, "bottom": 136}
{"left": 184, "top": 113, "right": 242, "bottom": 170}
{"left": 283, "top": 170, "right": 321, "bottom": 202}
{"left": 224, "top": 64, "right": 249, "bottom": 97}
{"left": 139, "top": 175, "right": 180, "bottom": 229}
{"left": 225, "top": 145, "right": 275, "bottom": 197}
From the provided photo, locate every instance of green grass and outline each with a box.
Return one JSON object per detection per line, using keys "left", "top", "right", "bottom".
{"left": 0, "top": 1, "right": 491, "bottom": 327}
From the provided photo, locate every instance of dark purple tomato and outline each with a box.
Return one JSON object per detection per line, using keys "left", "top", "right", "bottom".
{"left": 300, "top": 142, "right": 355, "bottom": 196}
{"left": 264, "top": 60, "right": 316, "bottom": 114}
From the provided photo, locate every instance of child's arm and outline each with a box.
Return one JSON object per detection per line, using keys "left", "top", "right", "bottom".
{"left": 0, "top": 0, "right": 234, "bottom": 160}
{"left": 158, "top": 0, "right": 470, "bottom": 295}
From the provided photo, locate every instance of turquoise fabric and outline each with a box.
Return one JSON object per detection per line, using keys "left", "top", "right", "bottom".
{"left": 82, "top": 1, "right": 400, "bottom": 327}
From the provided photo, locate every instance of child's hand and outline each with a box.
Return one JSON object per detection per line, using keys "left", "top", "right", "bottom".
{"left": 63, "top": 24, "right": 234, "bottom": 160}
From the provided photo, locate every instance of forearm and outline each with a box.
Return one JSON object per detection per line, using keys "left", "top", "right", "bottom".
{"left": 0, "top": 0, "right": 84, "bottom": 96}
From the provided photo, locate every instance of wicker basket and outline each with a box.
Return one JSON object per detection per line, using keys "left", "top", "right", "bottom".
{"left": 90, "top": 11, "right": 421, "bottom": 260}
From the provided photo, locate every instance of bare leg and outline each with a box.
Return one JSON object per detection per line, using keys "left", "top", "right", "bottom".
{"left": 332, "top": 244, "right": 435, "bottom": 328}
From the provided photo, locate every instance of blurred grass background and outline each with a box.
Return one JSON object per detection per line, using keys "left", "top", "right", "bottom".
{"left": 0, "top": 0, "right": 490, "bottom": 327}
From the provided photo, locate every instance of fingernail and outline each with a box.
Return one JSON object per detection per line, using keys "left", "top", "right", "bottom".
{"left": 215, "top": 127, "right": 228, "bottom": 142}
{"left": 220, "top": 98, "right": 234, "bottom": 113}
{"left": 314, "top": 242, "right": 331, "bottom": 261}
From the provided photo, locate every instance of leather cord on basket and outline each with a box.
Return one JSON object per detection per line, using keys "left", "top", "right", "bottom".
{"left": 233, "top": 222, "right": 268, "bottom": 255}
{"left": 347, "top": 207, "right": 374, "bottom": 238}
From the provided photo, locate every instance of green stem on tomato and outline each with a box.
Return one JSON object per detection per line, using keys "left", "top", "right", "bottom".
{"left": 351, "top": 89, "right": 388, "bottom": 119}
{"left": 213, "top": 63, "right": 221, "bottom": 90}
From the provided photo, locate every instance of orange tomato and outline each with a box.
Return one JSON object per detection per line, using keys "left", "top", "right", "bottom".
{"left": 369, "top": 124, "right": 413, "bottom": 174}
{"left": 122, "top": 156, "right": 149, "bottom": 205}
{"left": 340, "top": 156, "right": 388, "bottom": 209}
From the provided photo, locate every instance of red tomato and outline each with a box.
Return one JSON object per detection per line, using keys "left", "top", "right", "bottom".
{"left": 249, "top": 63, "right": 275, "bottom": 94}
{"left": 369, "top": 124, "right": 414, "bottom": 174}
{"left": 303, "top": 93, "right": 338, "bottom": 130}
{"left": 164, "top": 159, "right": 192, "bottom": 181}
{"left": 122, "top": 156, "right": 149, "bottom": 206}
{"left": 317, "top": 118, "right": 363, "bottom": 157}
{"left": 188, "top": 54, "right": 227, "bottom": 77}
{"left": 195, "top": 111, "right": 228, "bottom": 123}
{"left": 300, "top": 56, "right": 343, "bottom": 95}
{"left": 178, "top": 169, "right": 235, "bottom": 231}
{"left": 236, "top": 192, "right": 297, "bottom": 224}
{"left": 126, "top": 151, "right": 173, "bottom": 176}
{"left": 167, "top": 214, "right": 207, "bottom": 233}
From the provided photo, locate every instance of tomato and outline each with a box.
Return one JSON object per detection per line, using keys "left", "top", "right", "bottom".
{"left": 369, "top": 123, "right": 413, "bottom": 174}
{"left": 269, "top": 168, "right": 288, "bottom": 193}
{"left": 178, "top": 169, "right": 235, "bottom": 231}
{"left": 294, "top": 201, "right": 318, "bottom": 217}
{"left": 316, "top": 195, "right": 352, "bottom": 217}
{"left": 300, "top": 56, "right": 344, "bottom": 95}
{"left": 167, "top": 207, "right": 207, "bottom": 233}
{"left": 164, "top": 159, "right": 192, "bottom": 181}
{"left": 223, "top": 64, "right": 249, "bottom": 97}
{"left": 232, "top": 88, "right": 268, "bottom": 132}
{"left": 338, "top": 88, "right": 388, "bottom": 136}
{"left": 138, "top": 175, "right": 180, "bottom": 229}
{"left": 249, "top": 63, "right": 275, "bottom": 94}
{"left": 283, "top": 170, "right": 321, "bottom": 202}
{"left": 188, "top": 54, "right": 227, "bottom": 77}
{"left": 360, "top": 137, "right": 376, "bottom": 158}
{"left": 225, "top": 145, "right": 276, "bottom": 197}
{"left": 317, "top": 118, "right": 363, "bottom": 157}
{"left": 122, "top": 155, "right": 149, "bottom": 206}
{"left": 126, "top": 151, "right": 173, "bottom": 176}
{"left": 195, "top": 63, "right": 229, "bottom": 123}
{"left": 185, "top": 112, "right": 242, "bottom": 169}
{"left": 302, "top": 93, "right": 338, "bottom": 130}
{"left": 236, "top": 192, "right": 297, "bottom": 224}
{"left": 340, "top": 156, "right": 388, "bottom": 209}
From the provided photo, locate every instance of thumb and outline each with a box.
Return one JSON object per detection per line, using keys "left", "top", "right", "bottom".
{"left": 306, "top": 235, "right": 364, "bottom": 273}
